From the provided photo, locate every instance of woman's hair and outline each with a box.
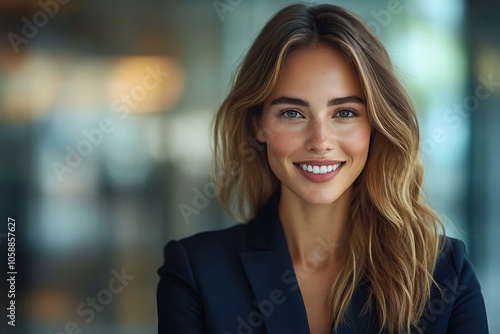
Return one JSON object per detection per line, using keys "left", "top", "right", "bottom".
{"left": 213, "top": 3, "right": 444, "bottom": 333}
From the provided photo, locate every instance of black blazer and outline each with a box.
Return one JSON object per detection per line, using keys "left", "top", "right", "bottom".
{"left": 157, "top": 194, "right": 489, "bottom": 333}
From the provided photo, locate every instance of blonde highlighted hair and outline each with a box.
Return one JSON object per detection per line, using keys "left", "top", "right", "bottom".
{"left": 213, "top": 4, "right": 444, "bottom": 333}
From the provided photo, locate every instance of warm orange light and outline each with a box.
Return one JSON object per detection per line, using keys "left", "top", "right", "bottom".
{"left": 2, "top": 52, "right": 59, "bottom": 121}
{"left": 106, "top": 56, "right": 185, "bottom": 114}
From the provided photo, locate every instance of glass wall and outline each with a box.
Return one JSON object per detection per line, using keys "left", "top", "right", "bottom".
{"left": 0, "top": 0, "right": 497, "bottom": 332}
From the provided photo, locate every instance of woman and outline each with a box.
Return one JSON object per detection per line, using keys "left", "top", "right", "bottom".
{"left": 157, "top": 4, "right": 488, "bottom": 333}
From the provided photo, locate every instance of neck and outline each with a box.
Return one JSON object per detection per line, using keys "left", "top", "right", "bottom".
{"left": 278, "top": 187, "right": 352, "bottom": 268}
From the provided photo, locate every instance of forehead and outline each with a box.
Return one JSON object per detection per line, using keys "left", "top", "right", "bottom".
{"left": 269, "top": 45, "right": 362, "bottom": 99}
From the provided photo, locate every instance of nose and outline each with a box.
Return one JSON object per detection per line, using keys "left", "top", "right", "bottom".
{"left": 305, "top": 120, "right": 333, "bottom": 154}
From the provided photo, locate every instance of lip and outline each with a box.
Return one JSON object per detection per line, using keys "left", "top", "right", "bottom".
{"left": 295, "top": 160, "right": 344, "bottom": 166}
{"left": 294, "top": 160, "right": 345, "bottom": 183}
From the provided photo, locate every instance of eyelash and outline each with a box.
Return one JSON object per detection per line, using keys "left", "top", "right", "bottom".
{"left": 279, "top": 108, "right": 358, "bottom": 119}
{"left": 280, "top": 109, "right": 303, "bottom": 119}
{"left": 335, "top": 108, "right": 358, "bottom": 118}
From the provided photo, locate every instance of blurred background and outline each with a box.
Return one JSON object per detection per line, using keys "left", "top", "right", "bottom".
{"left": 0, "top": 0, "right": 498, "bottom": 333}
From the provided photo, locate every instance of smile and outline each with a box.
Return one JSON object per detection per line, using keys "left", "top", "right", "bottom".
{"left": 298, "top": 163, "right": 343, "bottom": 174}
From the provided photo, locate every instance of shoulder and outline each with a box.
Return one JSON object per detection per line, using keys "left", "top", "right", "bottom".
{"left": 157, "top": 223, "right": 253, "bottom": 333}
{"left": 432, "top": 236, "right": 481, "bottom": 299}
{"left": 433, "top": 237, "right": 477, "bottom": 288}
{"left": 177, "top": 222, "right": 249, "bottom": 254}
{"left": 159, "top": 223, "right": 250, "bottom": 275}
{"left": 435, "top": 237, "right": 466, "bottom": 271}
{"left": 421, "top": 236, "right": 489, "bottom": 333}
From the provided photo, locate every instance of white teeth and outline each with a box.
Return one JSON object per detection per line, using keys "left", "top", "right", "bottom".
{"left": 299, "top": 163, "right": 342, "bottom": 174}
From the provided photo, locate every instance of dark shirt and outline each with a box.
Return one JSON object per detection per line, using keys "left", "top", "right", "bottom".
{"left": 157, "top": 194, "right": 489, "bottom": 333}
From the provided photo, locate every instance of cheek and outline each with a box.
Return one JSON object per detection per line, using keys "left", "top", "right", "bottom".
{"left": 259, "top": 116, "right": 288, "bottom": 142}
{"left": 267, "top": 133, "right": 292, "bottom": 158}
{"left": 265, "top": 130, "right": 300, "bottom": 167}
{"left": 340, "top": 126, "right": 372, "bottom": 160}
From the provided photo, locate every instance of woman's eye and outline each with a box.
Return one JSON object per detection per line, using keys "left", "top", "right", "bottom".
{"left": 281, "top": 109, "right": 302, "bottom": 119}
{"left": 336, "top": 109, "right": 356, "bottom": 118}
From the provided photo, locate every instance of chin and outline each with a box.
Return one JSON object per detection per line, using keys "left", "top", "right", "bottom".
{"left": 297, "top": 189, "right": 344, "bottom": 206}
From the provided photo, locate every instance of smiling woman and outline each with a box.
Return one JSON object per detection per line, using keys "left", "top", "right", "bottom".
{"left": 253, "top": 46, "right": 374, "bottom": 333}
{"left": 157, "top": 3, "right": 488, "bottom": 334}
{"left": 256, "top": 46, "right": 371, "bottom": 210}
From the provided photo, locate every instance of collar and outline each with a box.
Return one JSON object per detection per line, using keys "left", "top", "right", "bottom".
{"left": 240, "top": 190, "right": 380, "bottom": 333}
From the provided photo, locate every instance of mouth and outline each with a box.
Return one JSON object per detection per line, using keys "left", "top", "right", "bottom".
{"left": 296, "top": 162, "right": 344, "bottom": 175}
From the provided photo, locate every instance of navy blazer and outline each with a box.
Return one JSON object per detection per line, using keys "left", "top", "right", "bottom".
{"left": 157, "top": 194, "right": 489, "bottom": 333}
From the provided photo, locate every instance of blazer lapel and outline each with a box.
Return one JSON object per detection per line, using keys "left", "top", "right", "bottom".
{"left": 333, "top": 280, "right": 381, "bottom": 333}
{"left": 240, "top": 191, "right": 381, "bottom": 334}
{"left": 240, "top": 191, "right": 310, "bottom": 333}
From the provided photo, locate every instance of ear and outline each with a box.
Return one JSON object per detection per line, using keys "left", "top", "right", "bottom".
{"left": 253, "top": 113, "right": 266, "bottom": 143}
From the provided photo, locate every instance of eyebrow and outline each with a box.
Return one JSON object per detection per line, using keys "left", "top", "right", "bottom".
{"left": 270, "top": 96, "right": 365, "bottom": 107}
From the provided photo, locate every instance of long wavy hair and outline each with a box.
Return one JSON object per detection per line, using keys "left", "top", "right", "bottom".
{"left": 212, "top": 4, "right": 444, "bottom": 333}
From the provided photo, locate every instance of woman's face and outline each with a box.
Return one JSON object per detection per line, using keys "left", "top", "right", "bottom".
{"left": 256, "top": 46, "right": 372, "bottom": 206}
